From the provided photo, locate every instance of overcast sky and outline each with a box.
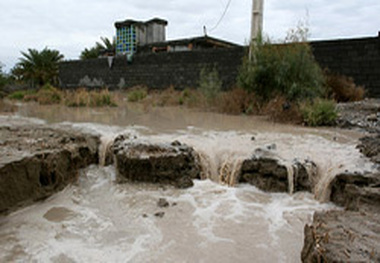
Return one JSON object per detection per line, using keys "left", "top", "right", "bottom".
{"left": 1, "top": 0, "right": 379, "bottom": 72}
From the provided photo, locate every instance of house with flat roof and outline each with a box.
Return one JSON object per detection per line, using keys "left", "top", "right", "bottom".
{"left": 114, "top": 18, "right": 240, "bottom": 56}
{"left": 115, "top": 18, "right": 168, "bottom": 55}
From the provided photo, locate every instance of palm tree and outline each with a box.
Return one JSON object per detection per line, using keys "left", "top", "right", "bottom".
{"left": 14, "top": 48, "right": 64, "bottom": 87}
{"left": 80, "top": 37, "right": 116, "bottom": 60}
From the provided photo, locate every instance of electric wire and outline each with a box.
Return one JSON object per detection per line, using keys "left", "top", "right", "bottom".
{"left": 209, "top": 0, "right": 233, "bottom": 32}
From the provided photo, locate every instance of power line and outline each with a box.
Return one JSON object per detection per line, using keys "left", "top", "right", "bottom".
{"left": 209, "top": 0, "right": 233, "bottom": 32}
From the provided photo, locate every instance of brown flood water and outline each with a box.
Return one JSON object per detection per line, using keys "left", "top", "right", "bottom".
{"left": 0, "top": 102, "right": 374, "bottom": 262}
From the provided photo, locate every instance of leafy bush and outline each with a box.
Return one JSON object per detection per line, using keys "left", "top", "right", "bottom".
{"left": 325, "top": 73, "right": 365, "bottom": 102}
{"left": 0, "top": 63, "right": 8, "bottom": 95}
{"left": 35, "top": 84, "right": 62, "bottom": 105}
{"left": 65, "top": 88, "right": 89, "bottom": 107}
{"left": 199, "top": 66, "right": 222, "bottom": 102}
{"left": 127, "top": 88, "right": 147, "bottom": 102}
{"left": 65, "top": 88, "right": 117, "bottom": 107}
{"left": 300, "top": 99, "right": 337, "bottom": 126}
{"left": 90, "top": 89, "right": 117, "bottom": 107}
{"left": 8, "top": 90, "right": 37, "bottom": 100}
{"left": 239, "top": 23, "right": 324, "bottom": 103}
{"left": 217, "top": 87, "right": 258, "bottom": 115}
{"left": 239, "top": 42, "right": 324, "bottom": 102}
{"left": 262, "top": 95, "right": 303, "bottom": 124}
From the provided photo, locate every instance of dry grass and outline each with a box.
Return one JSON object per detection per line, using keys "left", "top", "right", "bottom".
{"left": 325, "top": 73, "right": 365, "bottom": 102}
{"left": 217, "top": 87, "right": 259, "bottom": 115}
{"left": 261, "top": 95, "right": 303, "bottom": 124}
{"left": 65, "top": 88, "right": 117, "bottom": 107}
{"left": 22, "top": 84, "right": 62, "bottom": 105}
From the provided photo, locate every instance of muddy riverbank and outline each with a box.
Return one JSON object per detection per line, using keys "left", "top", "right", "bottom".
{"left": 0, "top": 100, "right": 379, "bottom": 262}
{"left": 0, "top": 117, "right": 99, "bottom": 214}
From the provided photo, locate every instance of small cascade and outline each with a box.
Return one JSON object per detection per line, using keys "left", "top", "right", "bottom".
{"left": 98, "top": 135, "right": 116, "bottom": 166}
{"left": 219, "top": 158, "right": 245, "bottom": 186}
{"left": 197, "top": 151, "right": 220, "bottom": 181}
{"left": 313, "top": 166, "right": 339, "bottom": 202}
{"left": 284, "top": 163, "right": 295, "bottom": 195}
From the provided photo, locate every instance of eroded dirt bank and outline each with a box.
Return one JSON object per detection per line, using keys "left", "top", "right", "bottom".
{"left": 301, "top": 135, "right": 380, "bottom": 262}
{"left": 0, "top": 118, "right": 100, "bottom": 214}
{"left": 1, "top": 100, "right": 379, "bottom": 262}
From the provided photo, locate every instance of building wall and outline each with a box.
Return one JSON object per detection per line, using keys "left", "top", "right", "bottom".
{"left": 310, "top": 35, "right": 380, "bottom": 97}
{"left": 59, "top": 35, "right": 380, "bottom": 97}
{"left": 59, "top": 47, "right": 246, "bottom": 90}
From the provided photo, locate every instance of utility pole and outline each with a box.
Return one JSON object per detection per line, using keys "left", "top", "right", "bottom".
{"left": 249, "top": 0, "right": 264, "bottom": 60}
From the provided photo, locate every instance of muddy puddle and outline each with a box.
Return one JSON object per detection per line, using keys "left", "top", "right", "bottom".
{"left": 0, "top": 102, "right": 375, "bottom": 262}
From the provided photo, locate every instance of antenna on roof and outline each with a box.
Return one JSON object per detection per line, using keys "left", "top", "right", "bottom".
{"left": 203, "top": 26, "right": 207, "bottom": 36}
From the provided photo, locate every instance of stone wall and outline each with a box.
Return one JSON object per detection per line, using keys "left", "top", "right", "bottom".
{"left": 59, "top": 47, "right": 246, "bottom": 90}
{"left": 59, "top": 34, "right": 380, "bottom": 97}
{"left": 310, "top": 34, "right": 380, "bottom": 97}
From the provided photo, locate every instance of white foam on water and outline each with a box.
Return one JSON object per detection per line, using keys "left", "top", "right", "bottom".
{"left": 0, "top": 164, "right": 336, "bottom": 263}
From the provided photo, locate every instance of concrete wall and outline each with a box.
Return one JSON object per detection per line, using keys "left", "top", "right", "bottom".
{"left": 59, "top": 47, "right": 246, "bottom": 90}
{"left": 59, "top": 34, "right": 380, "bottom": 97}
{"left": 310, "top": 34, "right": 380, "bottom": 97}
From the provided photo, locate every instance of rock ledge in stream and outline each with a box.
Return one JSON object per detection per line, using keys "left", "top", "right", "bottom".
{"left": 302, "top": 171, "right": 380, "bottom": 262}
{"left": 330, "top": 172, "right": 380, "bottom": 212}
{"left": 239, "top": 149, "right": 317, "bottom": 193}
{"left": 112, "top": 137, "right": 200, "bottom": 188}
{"left": 0, "top": 124, "right": 100, "bottom": 214}
{"left": 302, "top": 210, "right": 380, "bottom": 262}
{"left": 357, "top": 135, "right": 380, "bottom": 164}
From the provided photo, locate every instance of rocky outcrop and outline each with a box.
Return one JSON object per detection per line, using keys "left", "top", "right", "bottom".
{"left": 302, "top": 170, "right": 380, "bottom": 262}
{"left": 112, "top": 136, "right": 201, "bottom": 188}
{"left": 302, "top": 210, "right": 380, "bottom": 262}
{"left": 239, "top": 149, "right": 317, "bottom": 193}
{"left": 336, "top": 99, "right": 380, "bottom": 133}
{"left": 357, "top": 135, "right": 380, "bottom": 164}
{"left": 330, "top": 172, "right": 380, "bottom": 212}
{"left": 0, "top": 125, "right": 99, "bottom": 214}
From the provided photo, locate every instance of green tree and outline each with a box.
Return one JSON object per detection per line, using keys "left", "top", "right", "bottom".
{"left": 80, "top": 37, "right": 115, "bottom": 60}
{"left": 13, "top": 48, "right": 64, "bottom": 87}
{"left": 239, "top": 23, "right": 324, "bottom": 102}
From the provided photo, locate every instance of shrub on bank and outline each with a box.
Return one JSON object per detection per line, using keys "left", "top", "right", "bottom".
{"left": 217, "top": 87, "right": 258, "bottom": 115}
{"left": 7, "top": 84, "right": 61, "bottom": 105}
{"left": 238, "top": 41, "right": 324, "bottom": 102}
{"left": 199, "top": 66, "right": 222, "bottom": 103}
{"left": 65, "top": 88, "right": 117, "bottom": 107}
{"left": 300, "top": 99, "right": 337, "bottom": 126}
{"left": 8, "top": 90, "right": 36, "bottom": 100}
{"left": 127, "top": 88, "right": 147, "bottom": 102}
{"left": 262, "top": 95, "right": 303, "bottom": 124}
{"left": 34, "top": 84, "right": 62, "bottom": 105}
{"left": 325, "top": 73, "right": 365, "bottom": 102}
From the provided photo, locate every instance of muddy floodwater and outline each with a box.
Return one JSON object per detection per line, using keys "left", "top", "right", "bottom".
{"left": 0, "top": 102, "right": 375, "bottom": 262}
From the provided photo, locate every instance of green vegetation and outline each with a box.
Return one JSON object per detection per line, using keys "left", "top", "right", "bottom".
{"left": 90, "top": 89, "right": 117, "bottom": 107}
{"left": 34, "top": 84, "right": 62, "bottom": 105}
{"left": 236, "top": 23, "right": 344, "bottom": 126}
{"left": 8, "top": 90, "right": 37, "bottom": 100}
{"left": 8, "top": 84, "right": 62, "bottom": 105}
{"left": 12, "top": 48, "right": 64, "bottom": 87}
{"left": 238, "top": 40, "right": 324, "bottom": 102}
{"left": 65, "top": 88, "right": 117, "bottom": 107}
{"left": 8, "top": 85, "right": 116, "bottom": 107}
{"left": 325, "top": 73, "right": 365, "bottom": 102}
{"left": 300, "top": 99, "right": 337, "bottom": 126}
{"left": 127, "top": 88, "right": 147, "bottom": 102}
{"left": 0, "top": 64, "right": 10, "bottom": 97}
{"left": 199, "top": 66, "right": 222, "bottom": 102}
{"left": 80, "top": 37, "right": 115, "bottom": 60}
